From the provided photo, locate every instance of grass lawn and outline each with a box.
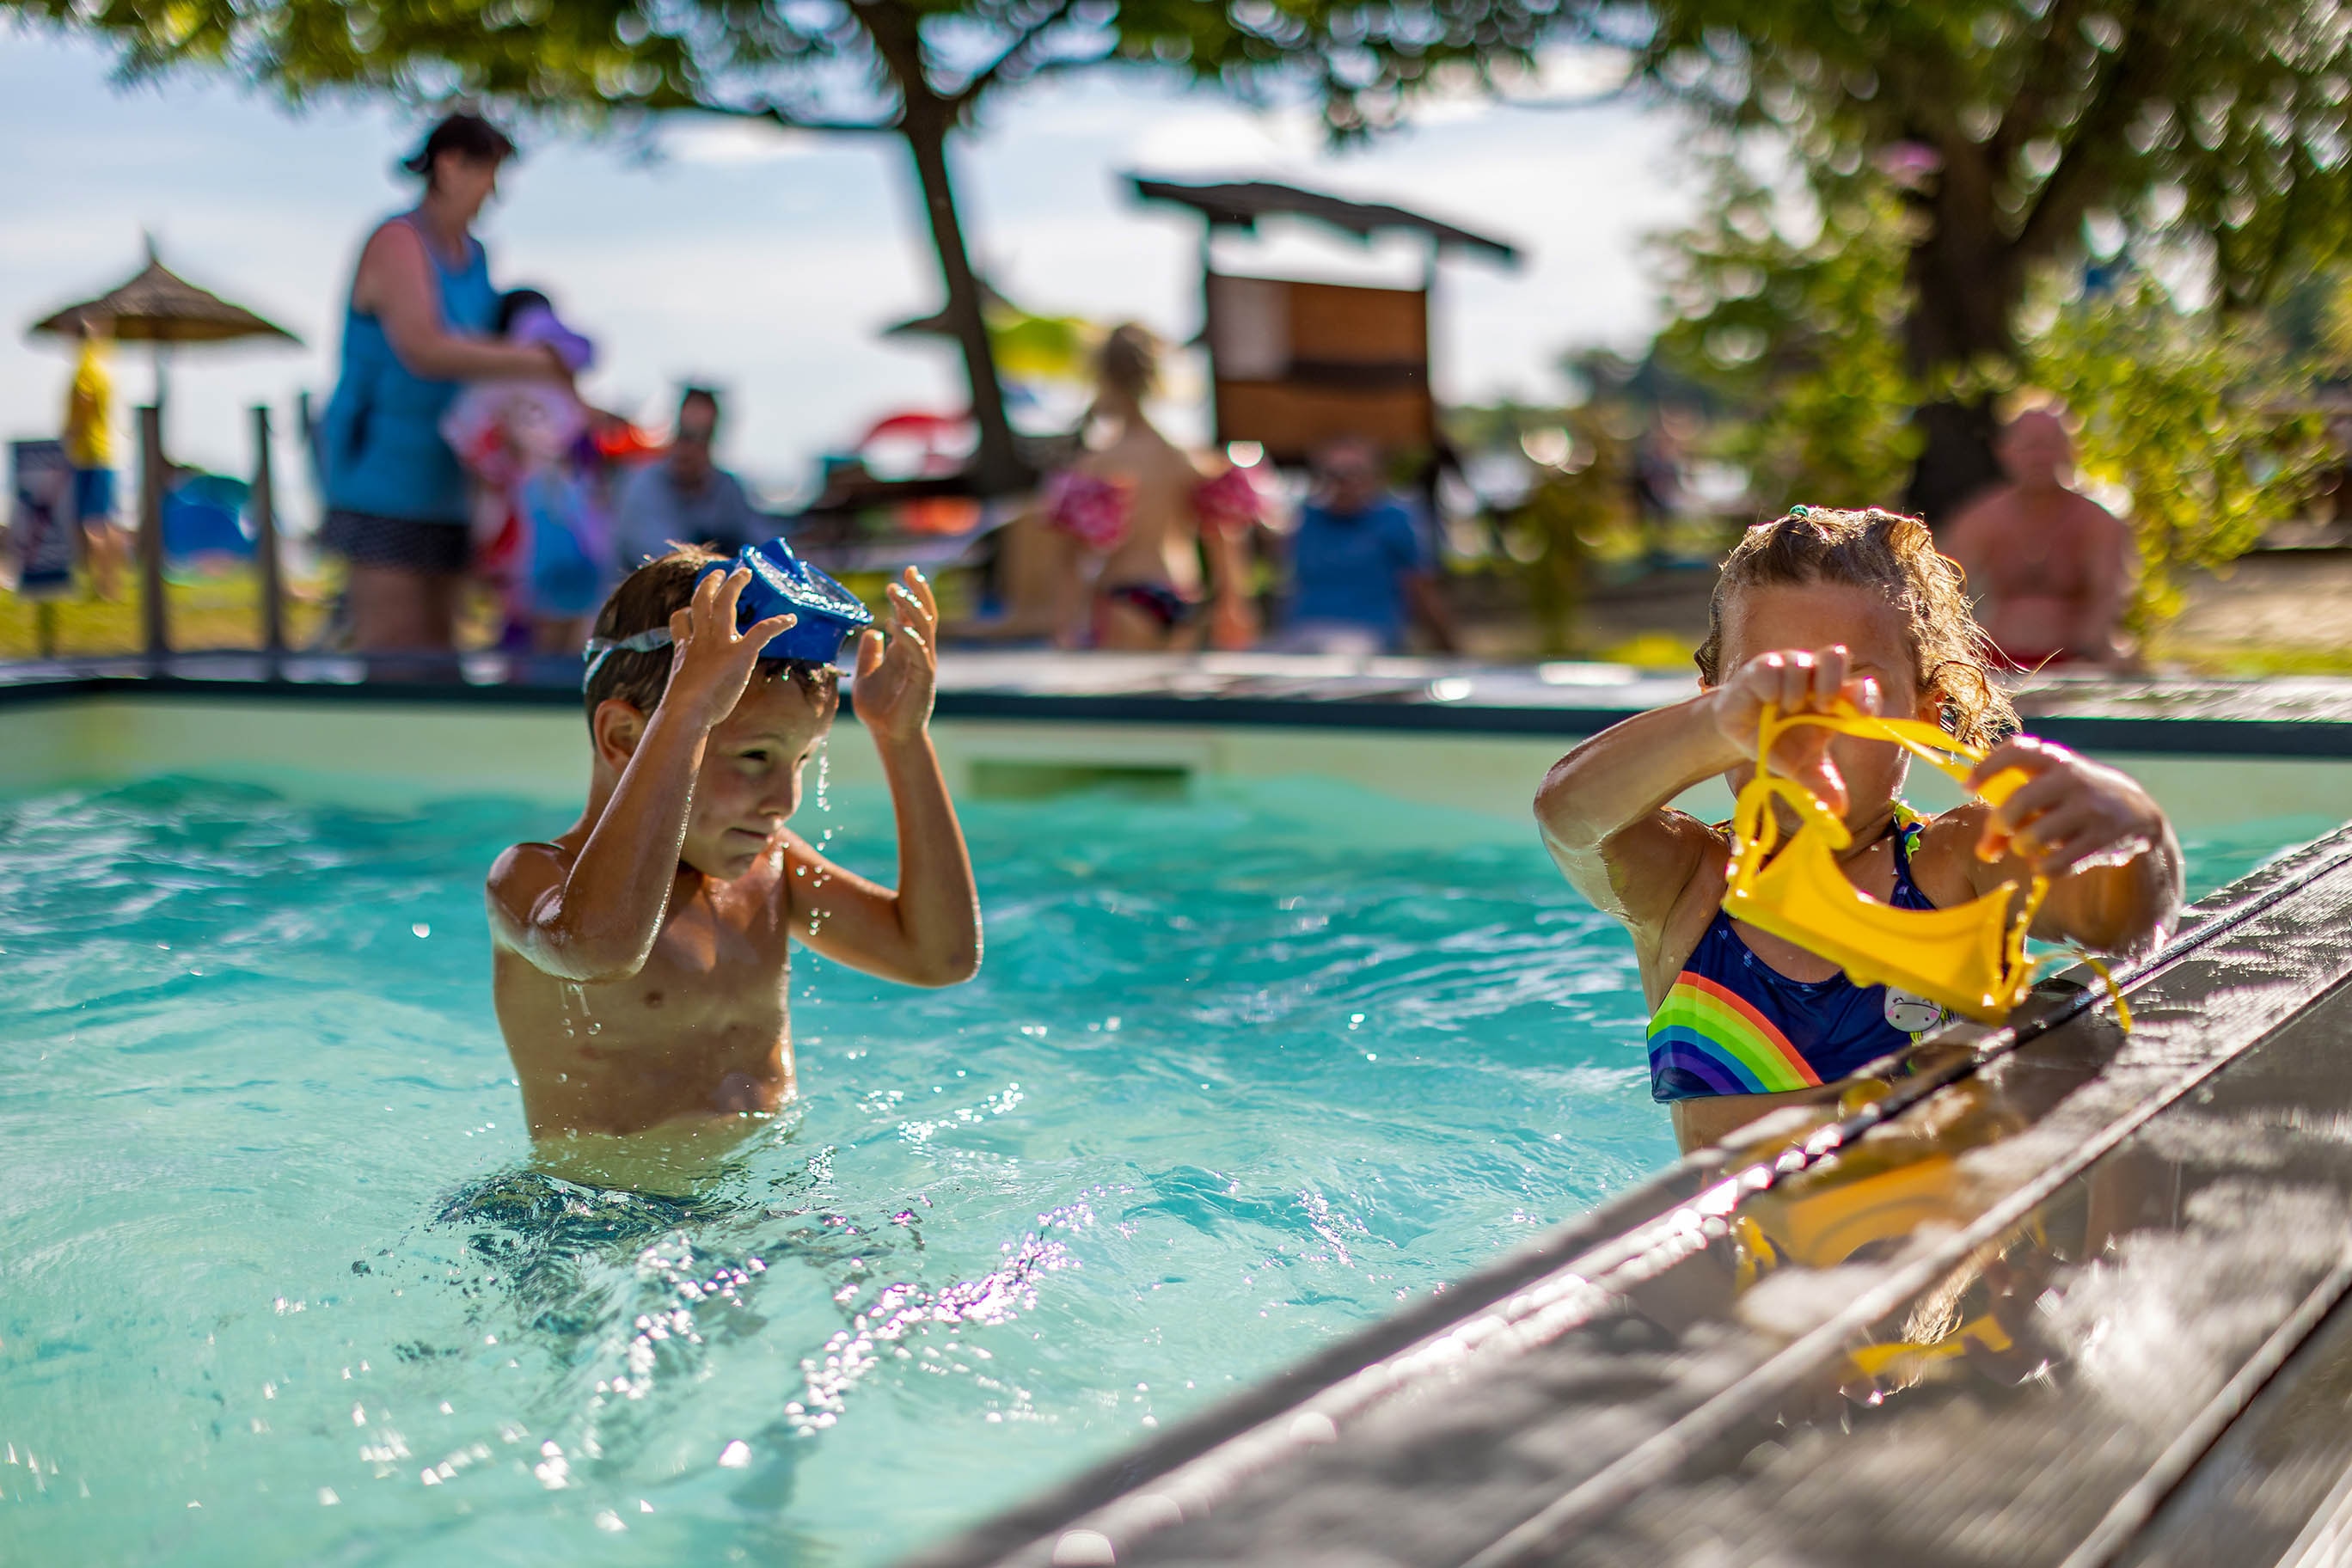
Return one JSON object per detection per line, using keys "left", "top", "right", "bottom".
{"left": 1, "top": 567, "right": 334, "bottom": 658}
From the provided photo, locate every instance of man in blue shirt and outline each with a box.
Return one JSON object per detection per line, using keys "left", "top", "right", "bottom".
{"left": 612, "top": 387, "right": 770, "bottom": 568}
{"left": 1276, "top": 437, "right": 1460, "bottom": 655}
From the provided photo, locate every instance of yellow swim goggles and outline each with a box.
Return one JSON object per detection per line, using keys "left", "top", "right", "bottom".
{"left": 1723, "top": 701, "right": 2046, "bottom": 1025}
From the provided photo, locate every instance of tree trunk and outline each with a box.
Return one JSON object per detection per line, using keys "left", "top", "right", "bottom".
{"left": 1899, "top": 156, "right": 2024, "bottom": 527}
{"left": 897, "top": 106, "right": 1030, "bottom": 497}
{"left": 1902, "top": 399, "right": 2006, "bottom": 526}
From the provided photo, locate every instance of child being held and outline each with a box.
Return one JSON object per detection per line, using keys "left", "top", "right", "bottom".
{"left": 443, "top": 286, "right": 616, "bottom": 654}
{"left": 487, "top": 543, "right": 979, "bottom": 1181}
{"left": 1534, "top": 506, "right": 2182, "bottom": 1155}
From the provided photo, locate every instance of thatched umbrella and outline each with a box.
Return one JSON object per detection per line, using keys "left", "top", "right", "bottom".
{"left": 28, "top": 239, "right": 302, "bottom": 447}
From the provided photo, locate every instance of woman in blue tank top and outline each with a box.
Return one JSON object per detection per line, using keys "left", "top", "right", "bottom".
{"left": 319, "top": 113, "right": 570, "bottom": 652}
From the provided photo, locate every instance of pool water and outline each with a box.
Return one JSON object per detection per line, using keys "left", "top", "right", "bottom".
{"left": 0, "top": 769, "right": 2321, "bottom": 1567}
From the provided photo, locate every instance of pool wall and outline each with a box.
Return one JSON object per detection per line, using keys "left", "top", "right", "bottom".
{"left": 908, "top": 825, "right": 2352, "bottom": 1568}
{"left": 8, "top": 659, "right": 2352, "bottom": 836}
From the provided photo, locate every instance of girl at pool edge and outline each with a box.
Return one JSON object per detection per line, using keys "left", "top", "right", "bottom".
{"left": 1534, "top": 507, "right": 2183, "bottom": 1155}
{"left": 485, "top": 547, "right": 979, "bottom": 1182}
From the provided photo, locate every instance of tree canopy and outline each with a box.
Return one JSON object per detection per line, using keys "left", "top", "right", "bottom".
{"left": 16, "top": 0, "right": 1569, "bottom": 135}
{"left": 1619, "top": 0, "right": 2352, "bottom": 516}
{"left": 14, "top": 0, "right": 1580, "bottom": 490}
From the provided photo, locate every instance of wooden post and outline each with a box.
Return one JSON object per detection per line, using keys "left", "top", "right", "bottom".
{"left": 137, "top": 404, "right": 169, "bottom": 658}
{"left": 250, "top": 404, "right": 285, "bottom": 652}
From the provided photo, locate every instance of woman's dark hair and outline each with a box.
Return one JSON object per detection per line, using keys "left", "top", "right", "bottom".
{"left": 584, "top": 545, "right": 836, "bottom": 726}
{"left": 496, "top": 287, "right": 552, "bottom": 336}
{"left": 400, "top": 113, "right": 517, "bottom": 182}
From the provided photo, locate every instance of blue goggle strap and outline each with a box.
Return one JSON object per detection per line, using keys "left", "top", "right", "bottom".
{"left": 580, "top": 626, "right": 676, "bottom": 690}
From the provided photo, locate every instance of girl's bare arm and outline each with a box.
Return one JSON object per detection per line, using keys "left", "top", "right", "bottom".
{"left": 1536, "top": 648, "right": 1880, "bottom": 951}
{"left": 1962, "top": 737, "right": 2183, "bottom": 954}
{"left": 1536, "top": 697, "right": 1736, "bottom": 935}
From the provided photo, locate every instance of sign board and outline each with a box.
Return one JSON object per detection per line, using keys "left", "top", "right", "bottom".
{"left": 8, "top": 439, "right": 77, "bottom": 599}
{"left": 1204, "top": 273, "right": 1431, "bottom": 463}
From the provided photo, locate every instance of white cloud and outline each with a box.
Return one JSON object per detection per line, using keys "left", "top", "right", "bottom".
{"left": 658, "top": 115, "right": 815, "bottom": 167}
{"left": 1124, "top": 107, "right": 1324, "bottom": 175}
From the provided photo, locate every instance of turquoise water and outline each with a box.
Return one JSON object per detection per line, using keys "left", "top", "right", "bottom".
{"left": 0, "top": 772, "right": 1668, "bottom": 1566}
{"left": 0, "top": 769, "right": 2323, "bottom": 1567}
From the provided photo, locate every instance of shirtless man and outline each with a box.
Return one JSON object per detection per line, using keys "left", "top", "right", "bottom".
{"left": 1941, "top": 407, "right": 2132, "bottom": 670}
{"left": 485, "top": 546, "right": 978, "bottom": 1183}
{"left": 1046, "top": 324, "right": 1256, "bottom": 651}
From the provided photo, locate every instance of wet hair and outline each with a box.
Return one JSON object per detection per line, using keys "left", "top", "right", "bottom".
{"left": 400, "top": 113, "right": 517, "bottom": 183}
{"left": 1694, "top": 505, "right": 2016, "bottom": 749}
{"left": 495, "top": 286, "right": 551, "bottom": 336}
{"left": 1096, "top": 323, "right": 1160, "bottom": 401}
{"left": 582, "top": 545, "right": 837, "bottom": 726}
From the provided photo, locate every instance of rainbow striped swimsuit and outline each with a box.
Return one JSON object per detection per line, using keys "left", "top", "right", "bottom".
{"left": 1646, "top": 810, "right": 1934, "bottom": 1102}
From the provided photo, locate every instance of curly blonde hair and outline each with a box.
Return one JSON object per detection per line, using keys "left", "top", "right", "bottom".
{"left": 1694, "top": 506, "right": 2015, "bottom": 749}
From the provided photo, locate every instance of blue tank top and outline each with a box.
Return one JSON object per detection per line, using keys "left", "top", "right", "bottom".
{"left": 1646, "top": 805, "right": 1945, "bottom": 1103}
{"left": 319, "top": 215, "right": 498, "bottom": 523}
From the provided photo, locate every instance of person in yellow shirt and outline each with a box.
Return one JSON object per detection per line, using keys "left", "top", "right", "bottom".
{"left": 63, "top": 322, "right": 127, "bottom": 599}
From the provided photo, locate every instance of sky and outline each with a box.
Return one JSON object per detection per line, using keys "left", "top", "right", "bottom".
{"left": 2, "top": 24, "right": 1695, "bottom": 511}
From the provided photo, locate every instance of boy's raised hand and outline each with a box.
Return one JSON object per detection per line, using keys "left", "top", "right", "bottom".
{"left": 852, "top": 567, "right": 940, "bottom": 746}
{"left": 1709, "top": 646, "right": 1881, "bottom": 814}
{"left": 662, "top": 566, "right": 796, "bottom": 732}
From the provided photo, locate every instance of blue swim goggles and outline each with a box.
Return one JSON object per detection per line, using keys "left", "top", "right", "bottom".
{"left": 581, "top": 538, "right": 873, "bottom": 689}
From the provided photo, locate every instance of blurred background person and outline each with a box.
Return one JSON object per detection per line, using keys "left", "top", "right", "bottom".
{"left": 317, "top": 112, "right": 573, "bottom": 652}
{"left": 442, "top": 286, "right": 611, "bottom": 654}
{"left": 63, "top": 320, "right": 126, "bottom": 600}
{"left": 1040, "top": 324, "right": 1258, "bottom": 651}
{"left": 611, "top": 386, "right": 770, "bottom": 569}
{"left": 1271, "top": 435, "right": 1460, "bottom": 657}
{"left": 1941, "top": 404, "right": 2133, "bottom": 671}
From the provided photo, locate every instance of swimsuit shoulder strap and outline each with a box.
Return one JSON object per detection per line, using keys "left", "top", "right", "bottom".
{"left": 1884, "top": 798, "right": 1933, "bottom": 909}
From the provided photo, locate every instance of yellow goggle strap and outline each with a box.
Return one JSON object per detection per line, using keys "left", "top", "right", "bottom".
{"left": 1743, "top": 703, "right": 2128, "bottom": 1033}
{"left": 1754, "top": 704, "right": 2030, "bottom": 807}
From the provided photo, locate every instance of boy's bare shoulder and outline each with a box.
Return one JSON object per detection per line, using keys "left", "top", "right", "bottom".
{"left": 488, "top": 837, "right": 575, "bottom": 885}
{"left": 486, "top": 839, "right": 577, "bottom": 935}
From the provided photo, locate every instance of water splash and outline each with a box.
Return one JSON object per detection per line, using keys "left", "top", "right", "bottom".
{"left": 781, "top": 1199, "right": 1091, "bottom": 1435}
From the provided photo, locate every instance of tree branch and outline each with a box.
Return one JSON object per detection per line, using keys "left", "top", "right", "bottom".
{"left": 950, "top": 0, "right": 1080, "bottom": 110}
{"left": 2012, "top": 13, "right": 2172, "bottom": 261}
{"left": 1989, "top": 0, "right": 2094, "bottom": 167}
{"left": 696, "top": 97, "right": 902, "bottom": 135}
{"left": 851, "top": 0, "right": 938, "bottom": 112}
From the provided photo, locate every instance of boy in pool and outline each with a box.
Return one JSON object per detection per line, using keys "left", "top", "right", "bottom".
{"left": 1534, "top": 507, "right": 2182, "bottom": 1154}
{"left": 486, "top": 543, "right": 979, "bottom": 1157}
